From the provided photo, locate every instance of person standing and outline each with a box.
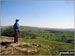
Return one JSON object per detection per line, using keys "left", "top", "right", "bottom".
{"left": 14, "top": 19, "right": 20, "bottom": 43}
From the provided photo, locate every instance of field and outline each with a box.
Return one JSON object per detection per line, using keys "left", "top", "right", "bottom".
{"left": 0, "top": 26, "right": 74, "bottom": 55}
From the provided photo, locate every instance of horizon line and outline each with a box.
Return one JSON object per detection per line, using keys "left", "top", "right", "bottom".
{"left": 0, "top": 25, "right": 74, "bottom": 29}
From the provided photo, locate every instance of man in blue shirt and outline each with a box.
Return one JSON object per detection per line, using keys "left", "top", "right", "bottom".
{"left": 14, "top": 19, "right": 20, "bottom": 43}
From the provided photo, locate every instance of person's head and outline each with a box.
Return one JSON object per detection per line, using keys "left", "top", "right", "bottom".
{"left": 16, "top": 19, "right": 19, "bottom": 22}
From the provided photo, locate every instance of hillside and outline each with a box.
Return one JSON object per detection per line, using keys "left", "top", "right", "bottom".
{"left": 0, "top": 36, "right": 52, "bottom": 55}
{"left": 0, "top": 26, "right": 74, "bottom": 55}
{"left": 0, "top": 36, "right": 74, "bottom": 55}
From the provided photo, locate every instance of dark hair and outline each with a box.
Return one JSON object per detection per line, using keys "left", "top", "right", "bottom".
{"left": 16, "top": 19, "right": 19, "bottom": 22}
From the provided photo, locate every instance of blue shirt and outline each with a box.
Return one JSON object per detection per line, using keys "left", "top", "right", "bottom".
{"left": 14, "top": 22, "right": 19, "bottom": 31}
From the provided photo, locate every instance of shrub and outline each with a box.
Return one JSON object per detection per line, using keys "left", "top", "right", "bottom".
{"left": 1, "top": 26, "right": 15, "bottom": 37}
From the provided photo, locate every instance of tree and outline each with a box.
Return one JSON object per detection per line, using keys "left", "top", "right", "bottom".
{"left": 1, "top": 26, "right": 15, "bottom": 37}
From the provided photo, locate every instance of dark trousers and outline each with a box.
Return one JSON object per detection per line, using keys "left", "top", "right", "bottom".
{"left": 14, "top": 30, "right": 19, "bottom": 43}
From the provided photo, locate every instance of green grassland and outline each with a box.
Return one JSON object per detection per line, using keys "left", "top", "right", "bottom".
{"left": 1, "top": 26, "right": 74, "bottom": 55}
{"left": 18, "top": 37, "right": 74, "bottom": 55}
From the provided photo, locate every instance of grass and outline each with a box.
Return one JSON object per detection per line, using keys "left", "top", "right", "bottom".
{"left": 18, "top": 37, "right": 74, "bottom": 55}
{"left": 1, "top": 26, "right": 74, "bottom": 55}
{"left": 18, "top": 44, "right": 32, "bottom": 48}
{"left": 2, "top": 37, "right": 74, "bottom": 55}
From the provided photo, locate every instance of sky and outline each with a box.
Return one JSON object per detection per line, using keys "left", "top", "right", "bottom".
{"left": 1, "top": 0, "right": 74, "bottom": 29}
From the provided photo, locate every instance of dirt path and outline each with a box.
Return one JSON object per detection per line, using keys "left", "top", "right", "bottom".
{"left": 0, "top": 36, "right": 13, "bottom": 42}
{"left": 0, "top": 36, "right": 38, "bottom": 55}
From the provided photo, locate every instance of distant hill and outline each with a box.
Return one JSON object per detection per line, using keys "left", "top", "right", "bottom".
{"left": 0, "top": 25, "right": 74, "bottom": 32}
{"left": 0, "top": 26, "right": 11, "bottom": 29}
{"left": 1, "top": 25, "right": 74, "bottom": 44}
